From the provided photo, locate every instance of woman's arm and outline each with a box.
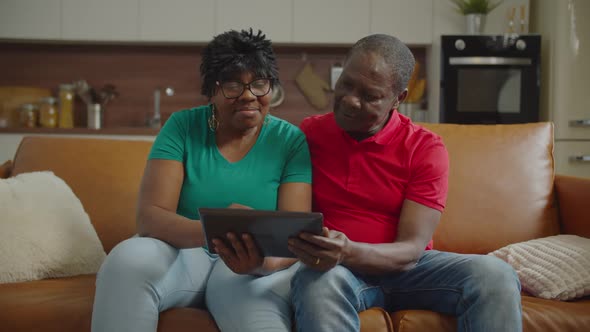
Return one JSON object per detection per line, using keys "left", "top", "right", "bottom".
{"left": 136, "top": 159, "right": 206, "bottom": 248}
{"left": 253, "top": 182, "right": 312, "bottom": 275}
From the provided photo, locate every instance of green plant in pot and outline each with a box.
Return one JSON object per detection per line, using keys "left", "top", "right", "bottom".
{"left": 450, "top": 0, "right": 503, "bottom": 34}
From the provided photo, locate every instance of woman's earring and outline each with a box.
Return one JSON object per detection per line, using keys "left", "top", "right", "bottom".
{"left": 208, "top": 105, "right": 219, "bottom": 132}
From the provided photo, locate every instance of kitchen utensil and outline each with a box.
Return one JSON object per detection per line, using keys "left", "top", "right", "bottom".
{"left": 72, "top": 80, "right": 93, "bottom": 105}
{"left": 87, "top": 103, "right": 102, "bottom": 130}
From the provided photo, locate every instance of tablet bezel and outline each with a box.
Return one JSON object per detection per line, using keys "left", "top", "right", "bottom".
{"left": 199, "top": 208, "right": 323, "bottom": 258}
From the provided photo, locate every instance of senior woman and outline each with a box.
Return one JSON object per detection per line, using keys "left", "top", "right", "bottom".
{"left": 91, "top": 29, "right": 311, "bottom": 332}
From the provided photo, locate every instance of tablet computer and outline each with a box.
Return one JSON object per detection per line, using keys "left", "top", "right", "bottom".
{"left": 199, "top": 208, "right": 323, "bottom": 258}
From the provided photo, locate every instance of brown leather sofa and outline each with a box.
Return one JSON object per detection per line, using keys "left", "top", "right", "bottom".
{"left": 0, "top": 121, "right": 588, "bottom": 332}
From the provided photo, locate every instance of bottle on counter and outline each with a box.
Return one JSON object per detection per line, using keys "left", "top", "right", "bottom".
{"left": 58, "top": 84, "right": 75, "bottom": 128}
{"left": 19, "top": 103, "right": 39, "bottom": 128}
{"left": 39, "top": 97, "right": 58, "bottom": 128}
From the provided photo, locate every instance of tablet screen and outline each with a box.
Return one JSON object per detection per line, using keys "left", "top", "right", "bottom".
{"left": 199, "top": 208, "right": 323, "bottom": 257}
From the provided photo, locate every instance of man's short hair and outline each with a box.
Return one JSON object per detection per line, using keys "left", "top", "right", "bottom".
{"left": 347, "top": 34, "right": 415, "bottom": 94}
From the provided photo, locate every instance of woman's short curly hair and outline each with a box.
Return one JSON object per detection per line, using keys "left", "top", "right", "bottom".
{"left": 200, "top": 28, "right": 280, "bottom": 99}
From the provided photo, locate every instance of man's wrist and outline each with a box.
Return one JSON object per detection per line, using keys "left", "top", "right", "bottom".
{"left": 341, "top": 238, "right": 356, "bottom": 266}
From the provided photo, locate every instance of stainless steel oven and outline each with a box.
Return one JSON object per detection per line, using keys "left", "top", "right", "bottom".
{"left": 440, "top": 35, "right": 541, "bottom": 124}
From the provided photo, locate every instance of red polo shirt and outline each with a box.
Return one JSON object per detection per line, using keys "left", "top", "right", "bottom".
{"left": 300, "top": 111, "right": 449, "bottom": 249}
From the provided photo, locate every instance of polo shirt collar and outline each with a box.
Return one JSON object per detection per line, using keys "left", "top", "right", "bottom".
{"left": 335, "top": 110, "right": 401, "bottom": 145}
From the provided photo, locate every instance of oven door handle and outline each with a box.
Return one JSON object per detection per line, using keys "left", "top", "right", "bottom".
{"left": 569, "top": 155, "right": 590, "bottom": 163}
{"left": 569, "top": 119, "right": 590, "bottom": 127}
{"left": 449, "top": 57, "right": 532, "bottom": 65}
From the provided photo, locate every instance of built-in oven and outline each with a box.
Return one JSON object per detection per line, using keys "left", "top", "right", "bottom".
{"left": 440, "top": 35, "right": 541, "bottom": 124}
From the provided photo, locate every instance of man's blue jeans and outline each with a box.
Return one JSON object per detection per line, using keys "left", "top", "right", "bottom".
{"left": 291, "top": 250, "right": 522, "bottom": 332}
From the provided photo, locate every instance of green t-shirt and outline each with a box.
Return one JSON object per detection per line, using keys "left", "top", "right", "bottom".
{"left": 148, "top": 105, "right": 312, "bottom": 220}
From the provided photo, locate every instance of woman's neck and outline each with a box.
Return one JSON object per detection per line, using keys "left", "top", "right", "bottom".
{"left": 215, "top": 125, "right": 262, "bottom": 162}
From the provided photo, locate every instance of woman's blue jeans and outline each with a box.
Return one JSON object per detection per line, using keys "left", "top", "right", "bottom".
{"left": 291, "top": 250, "right": 522, "bottom": 332}
{"left": 91, "top": 237, "right": 298, "bottom": 332}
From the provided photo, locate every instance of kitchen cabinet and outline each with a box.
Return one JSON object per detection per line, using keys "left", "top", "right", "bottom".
{"left": 548, "top": 0, "right": 589, "bottom": 141}
{"left": 293, "top": 0, "right": 370, "bottom": 44}
{"left": 370, "top": 0, "right": 433, "bottom": 45}
{"left": 0, "top": 0, "right": 61, "bottom": 40}
{"left": 554, "top": 142, "right": 590, "bottom": 179}
{"left": 216, "top": 0, "right": 292, "bottom": 43}
{"left": 139, "top": 0, "right": 214, "bottom": 42}
{"left": 61, "top": 0, "right": 139, "bottom": 41}
{"left": 533, "top": 0, "right": 590, "bottom": 178}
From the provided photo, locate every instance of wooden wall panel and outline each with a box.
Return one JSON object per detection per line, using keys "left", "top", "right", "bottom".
{"left": 0, "top": 42, "right": 425, "bottom": 128}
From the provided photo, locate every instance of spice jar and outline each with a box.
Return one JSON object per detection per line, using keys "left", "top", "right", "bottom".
{"left": 39, "top": 97, "right": 58, "bottom": 128}
{"left": 58, "top": 84, "right": 75, "bottom": 128}
{"left": 19, "top": 103, "right": 38, "bottom": 128}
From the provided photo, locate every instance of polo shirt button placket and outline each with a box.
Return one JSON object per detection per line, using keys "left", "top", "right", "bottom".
{"left": 346, "top": 143, "right": 362, "bottom": 190}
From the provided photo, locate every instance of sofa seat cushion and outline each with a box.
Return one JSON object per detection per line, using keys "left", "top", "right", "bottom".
{"left": 0, "top": 274, "right": 96, "bottom": 332}
{"left": 0, "top": 274, "right": 220, "bottom": 332}
{"left": 521, "top": 295, "right": 590, "bottom": 332}
{"left": 390, "top": 295, "right": 590, "bottom": 332}
{"left": 158, "top": 308, "right": 219, "bottom": 332}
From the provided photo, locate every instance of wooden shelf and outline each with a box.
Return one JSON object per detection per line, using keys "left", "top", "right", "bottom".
{"left": 0, "top": 127, "right": 159, "bottom": 136}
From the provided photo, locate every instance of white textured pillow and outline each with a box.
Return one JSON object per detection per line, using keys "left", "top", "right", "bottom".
{"left": 489, "top": 235, "right": 590, "bottom": 301}
{"left": 0, "top": 171, "right": 106, "bottom": 283}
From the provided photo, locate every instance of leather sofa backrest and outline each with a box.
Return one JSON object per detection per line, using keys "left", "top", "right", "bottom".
{"left": 10, "top": 121, "right": 562, "bottom": 255}
{"left": 11, "top": 136, "right": 152, "bottom": 253}
{"left": 421, "top": 122, "right": 560, "bottom": 254}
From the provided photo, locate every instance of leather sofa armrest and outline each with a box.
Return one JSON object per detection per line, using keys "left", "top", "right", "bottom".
{"left": 555, "top": 174, "right": 590, "bottom": 238}
{"left": 360, "top": 307, "right": 394, "bottom": 332}
{"left": 0, "top": 160, "right": 12, "bottom": 179}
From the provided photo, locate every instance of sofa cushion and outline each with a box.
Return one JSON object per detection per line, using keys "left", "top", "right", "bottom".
{"left": 489, "top": 234, "right": 590, "bottom": 300}
{"left": 421, "top": 123, "right": 559, "bottom": 254}
{"left": 0, "top": 274, "right": 96, "bottom": 332}
{"left": 389, "top": 295, "right": 590, "bottom": 332}
{"left": 0, "top": 274, "right": 220, "bottom": 332}
{"left": 11, "top": 136, "right": 153, "bottom": 253}
{"left": 158, "top": 308, "right": 219, "bottom": 332}
{"left": 0, "top": 171, "right": 106, "bottom": 283}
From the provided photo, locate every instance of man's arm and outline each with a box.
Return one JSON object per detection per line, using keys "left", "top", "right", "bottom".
{"left": 342, "top": 199, "right": 440, "bottom": 274}
{"left": 289, "top": 199, "right": 440, "bottom": 275}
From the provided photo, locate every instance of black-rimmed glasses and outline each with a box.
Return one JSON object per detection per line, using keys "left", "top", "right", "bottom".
{"left": 217, "top": 78, "right": 272, "bottom": 99}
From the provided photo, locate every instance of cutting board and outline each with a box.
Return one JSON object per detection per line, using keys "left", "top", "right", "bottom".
{"left": 0, "top": 86, "right": 52, "bottom": 128}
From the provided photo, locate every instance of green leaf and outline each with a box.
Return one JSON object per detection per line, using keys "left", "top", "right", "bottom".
{"left": 449, "top": 0, "right": 504, "bottom": 15}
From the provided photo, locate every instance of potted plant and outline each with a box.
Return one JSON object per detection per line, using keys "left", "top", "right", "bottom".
{"left": 450, "top": 0, "right": 504, "bottom": 34}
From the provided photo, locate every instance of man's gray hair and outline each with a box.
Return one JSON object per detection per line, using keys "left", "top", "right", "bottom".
{"left": 347, "top": 34, "right": 415, "bottom": 94}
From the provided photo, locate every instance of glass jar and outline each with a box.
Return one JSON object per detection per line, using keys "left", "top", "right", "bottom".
{"left": 19, "top": 103, "right": 38, "bottom": 128}
{"left": 39, "top": 97, "right": 58, "bottom": 128}
{"left": 58, "top": 84, "right": 75, "bottom": 128}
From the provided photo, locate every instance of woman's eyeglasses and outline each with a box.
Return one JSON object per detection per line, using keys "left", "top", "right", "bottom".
{"left": 217, "top": 78, "right": 272, "bottom": 99}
